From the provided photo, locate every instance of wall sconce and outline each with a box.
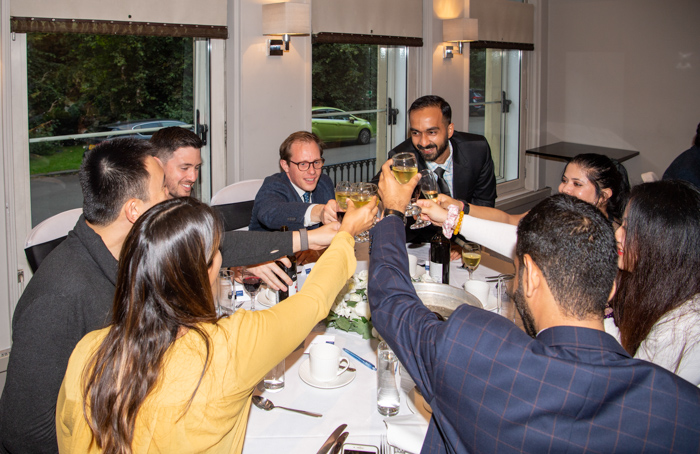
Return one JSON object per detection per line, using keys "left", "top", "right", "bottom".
{"left": 442, "top": 17, "right": 478, "bottom": 58}
{"left": 262, "top": 2, "right": 311, "bottom": 56}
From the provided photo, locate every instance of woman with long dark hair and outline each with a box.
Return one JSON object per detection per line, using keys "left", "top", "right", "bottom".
{"left": 56, "top": 196, "right": 377, "bottom": 453}
{"left": 415, "top": 153, "right": 630, "bottom": 260}
{"left": 455, "top": 153, "right": 629, "bottom": 227}
{"left": 608, "top": 180, "right": 700, "bottom": 385}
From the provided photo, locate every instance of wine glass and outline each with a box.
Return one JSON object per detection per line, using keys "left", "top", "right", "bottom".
{"left": 216, "top": 269, "right": 235, "bottom": 316}
{"left": 335, "top": 181, "right": 352, "bottom": 222}
{"left": 391, "top": 152, "right": 421, "bottom": 218}
{"left": 349, "top": 182, "right": 377, "bottom": 243}
{"left": 461, "top": 242, "right": 482, "bottom": 280}
{"left": 410, "top": 169, "right": 438, "bottom": 230}
{"left": 241, "top": 270, "right": 263, "bottom": 311}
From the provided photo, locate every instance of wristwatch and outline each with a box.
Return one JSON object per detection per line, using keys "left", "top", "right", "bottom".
{"left": 383, "top": 208, "right": 406, "bottom": 225}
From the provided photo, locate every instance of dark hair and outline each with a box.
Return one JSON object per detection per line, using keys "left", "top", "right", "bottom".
{"left": 566, "top": 153, "right": 630, "bottom": 222}
{"left": 279, "top": 131, "right": 325, "bottom": 162}
{"left": 82, "top": 197, "right": 222, "bottom": 454}
{"left": 80, "top": 139, "right": 152, "bottom": 226}
{"left": 694, "top": 122, "right": 699, "bottom": 148}
{"left": 612, "top": 180, "right": 700, "bottom": 358}
{"left": 408, "top": 95, "right": 452, "bottom": 125}
{"left": 517, "top": 194, "right": 618, "bottom": 319}
{"left": 150, "top": 126, "right": 203, "bottom": 162}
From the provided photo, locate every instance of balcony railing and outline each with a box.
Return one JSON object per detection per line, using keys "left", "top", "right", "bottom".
{"left": 323, "top": 158, "right": 377, "bottom": 185}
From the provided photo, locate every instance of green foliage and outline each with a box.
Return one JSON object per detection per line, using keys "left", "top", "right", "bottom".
{"left": 325, "top": 311, "right": 374, "bottom": 340}
{"left": 29, "top": 145, "right": 85, "bottom": 175}
{"left": 312, "top": 43, "right": 378, "bottom": 116}
{"left": 27, "top": 33, "right": 195, "bottom": 140}
{"left": 469, "top": 48, "right": 487, "bottom": 91}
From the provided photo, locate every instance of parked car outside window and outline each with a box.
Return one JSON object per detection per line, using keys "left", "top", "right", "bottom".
{"left": 312, "top": 107, "right": 373, "bottom": 145}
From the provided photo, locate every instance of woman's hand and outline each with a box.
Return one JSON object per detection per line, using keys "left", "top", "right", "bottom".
{"left": 339, "top": 197, "right": 379, "bottom": 238}
{"left": 415, "top": 199, "right": 449, "bottom": 226}
{"left": 435, "top": 193, "right": 464, "bottom": 211}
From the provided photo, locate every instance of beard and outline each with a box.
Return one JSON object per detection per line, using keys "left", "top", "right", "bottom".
{"left": 513, "top": 281, "right": 538, "bottom": 338}
{"left": 416, "top": 139, "right": 449, "bottom": 162}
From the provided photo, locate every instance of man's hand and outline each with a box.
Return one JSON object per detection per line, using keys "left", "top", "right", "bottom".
{"left": 339, "top": 197, "right": 378, "bottom": 238}
{"left": 415, "top": 199, "right": 448, "bottom": 226}
{"left": 377, "top": 159, "right": 421, "bottom": 212}
{"left": 450, "top": 243, "right": 462, "bottom": 261}
{"left": 311, "top": 200, "right": 340, "bottom": 225}
{"left": 305, "top": 222, "right": 340, "bottom": 250}
{"left": 245, "top": 259, "right": 293, "bottom": 291}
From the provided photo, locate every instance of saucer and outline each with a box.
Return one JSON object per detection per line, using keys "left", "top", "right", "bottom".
{"left": 257, "top": 288, "right": 276, "bottom": 308}
{"left": 298, "top": 359, "right": 356, "bottom": 389}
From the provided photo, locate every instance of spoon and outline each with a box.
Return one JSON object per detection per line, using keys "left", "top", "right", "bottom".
{"left": 251, "top": 395, "right": 322, "bottom": 417}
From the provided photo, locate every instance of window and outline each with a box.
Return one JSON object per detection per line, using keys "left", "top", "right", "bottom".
{"left": 312, "top": 43, "right": 407, "bottom": 184}
{"left": 25, "top": 33, "right": 207, "bottom": 227}
{"left": 469, "top": 48, "right": 524, "bottom": 192}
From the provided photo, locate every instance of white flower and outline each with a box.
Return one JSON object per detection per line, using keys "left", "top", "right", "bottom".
{"left": 346, "top": 293, "right": 363, "bottom": 303}
{"left": 352, "top": 300, "right": 371, "bottom": 319}
{"left": 357, "top": 270, "right": 369, "bottom": 281}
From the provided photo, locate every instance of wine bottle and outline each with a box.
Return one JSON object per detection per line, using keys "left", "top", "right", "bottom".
{"left": 429, "top": 231, "right": 450, "bottom": 284}
{"left": 276, "top": 226, "right": 298, "bottom": 301}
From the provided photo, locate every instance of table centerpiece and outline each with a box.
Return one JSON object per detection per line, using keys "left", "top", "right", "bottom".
{"left": 326, "top": 270, "right": 373, "bottom": 339}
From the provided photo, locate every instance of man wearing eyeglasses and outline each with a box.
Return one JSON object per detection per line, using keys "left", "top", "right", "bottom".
{"left": 249, "top": 131, "right": 338, "bottom": 232}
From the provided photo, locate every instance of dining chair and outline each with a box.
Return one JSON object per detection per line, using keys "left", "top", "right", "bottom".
{"left": 641, "top": 171, "right": 659, "bottom": 183}
{"left": 210, "top": 179, "right": 264, "bottom": 231}
{"left": 24, "top": 208, "right": 83, "bottom": 273}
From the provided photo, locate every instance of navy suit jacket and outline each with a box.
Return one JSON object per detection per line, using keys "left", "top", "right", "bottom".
{"left": 368, "top": 217, "right": 700, "bottom": 454}
{"left": 387, "top": 130, "right": 497, "bottom": 207}
{"left": 249, "top": 171, "right": 335, "bottom": 231}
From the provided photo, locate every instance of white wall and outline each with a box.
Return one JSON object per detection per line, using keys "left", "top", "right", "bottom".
{"left": 542, "top": 0, "right": 700, "bottom": 190}
{"left": 226, "top": 0, "right": 312, "bottom": 183}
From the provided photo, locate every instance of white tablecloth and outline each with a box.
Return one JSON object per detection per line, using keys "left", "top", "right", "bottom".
{"left": 241, "top": 242, "right": 516, "bottom": 453}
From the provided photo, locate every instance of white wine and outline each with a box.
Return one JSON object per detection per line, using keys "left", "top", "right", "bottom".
{"left": 423, "top": 190, "right": 438, "bottom": 200}
{"left": 350, "top": 194, "right": 371, "bottom": 208}
{"left": 462, "top": 252, "right": 481, "bottom": 270}
{"left": 335, "top": 191, "right": 350, "bottom": 210}
{"left": 392, "top": 166, "right": 418, "bottom": 184}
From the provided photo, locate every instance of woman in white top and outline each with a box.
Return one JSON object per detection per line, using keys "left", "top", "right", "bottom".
{"left": 609, "top": 180, "right": 700, "bottom": 385}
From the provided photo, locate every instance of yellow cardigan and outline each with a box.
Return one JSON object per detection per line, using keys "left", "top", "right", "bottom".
{"left": 56, "top": 232, "right": 356, "bottom": 454}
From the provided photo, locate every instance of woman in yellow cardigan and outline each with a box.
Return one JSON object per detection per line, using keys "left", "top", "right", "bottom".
{"left": 56, "top": 196, "right": 376, "bottom": 454}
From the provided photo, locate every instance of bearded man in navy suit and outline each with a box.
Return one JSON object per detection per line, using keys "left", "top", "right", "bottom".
{"left": 369, "top": 160, "right": 700, "bottom": 453}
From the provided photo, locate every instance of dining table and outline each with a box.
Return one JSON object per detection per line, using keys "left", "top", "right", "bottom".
{"left": 240, "top": 241, "right": 517, "bottom": 454}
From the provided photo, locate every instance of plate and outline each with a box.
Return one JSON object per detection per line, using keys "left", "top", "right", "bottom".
{"left": 257, "top": 288, "right": 276, "bottom": 308}
{"left": 298, "top": 359, "right": 356, "bottom": 389}
{"left": 407, "top": 387, "right": 432, "bottom": 420}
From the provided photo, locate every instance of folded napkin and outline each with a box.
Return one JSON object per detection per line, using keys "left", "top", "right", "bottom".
{"left": 384, "top": 415, "right": 429, "bottom": 454}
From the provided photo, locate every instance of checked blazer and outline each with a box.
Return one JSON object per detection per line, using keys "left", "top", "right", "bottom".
{"left": 368, "top": 216, "right": 700, "bottom": 454}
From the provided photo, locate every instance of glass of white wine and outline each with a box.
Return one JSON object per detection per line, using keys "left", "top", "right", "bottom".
{"left": 335, "top": 181, "right": 351, "bottom": 222}
{"left": 350, "top": 182, "right": 377, "bottom": 243}
{"left": 391, "top": 153, "right": 421, "bottom": 218}
{"left": 411, "top": 169, "right": 438, "bottom": 230}
{"left": 461, "top": 242, "right": 482, "bottom": 280}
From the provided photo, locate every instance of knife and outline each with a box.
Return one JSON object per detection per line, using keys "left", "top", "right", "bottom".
{"left": 330, "top": 432, "right": 350, "bottom": 454}
{"left": 316, "top": 424, "right": 347, "bottom": 454}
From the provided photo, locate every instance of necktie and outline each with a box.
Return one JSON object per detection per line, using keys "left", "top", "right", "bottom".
{"left": 434, "top": 167, "right": 451, "bottom": 197}
{"left": 303, "top": 192, "right": 311, "bottom": 203}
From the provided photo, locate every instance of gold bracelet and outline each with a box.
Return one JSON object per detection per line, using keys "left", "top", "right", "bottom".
{"left": 453, "top": 211, "right": 464, "bottom": 236}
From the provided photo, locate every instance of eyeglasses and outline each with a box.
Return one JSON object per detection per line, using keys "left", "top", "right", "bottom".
{"left": 288, "top": 159, "right": 325, "bottom": 171}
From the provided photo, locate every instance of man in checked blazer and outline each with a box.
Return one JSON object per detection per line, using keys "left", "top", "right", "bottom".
{"left": 369, "top": 161, "right": 700, "bottom": 453}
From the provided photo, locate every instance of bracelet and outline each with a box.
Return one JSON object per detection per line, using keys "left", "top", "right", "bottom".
{"left": 299, "top": 228, "right": 308, "bottom": 251}
{"left": 453, "top": 211, "right": 464, "bottom": 236}
{"left": 442, "top": 205, "right": 460, "bottom": 239}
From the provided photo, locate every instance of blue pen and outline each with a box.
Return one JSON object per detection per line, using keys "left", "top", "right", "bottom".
{"left": 343, "top": 348, "right": 377, "bottom": 371}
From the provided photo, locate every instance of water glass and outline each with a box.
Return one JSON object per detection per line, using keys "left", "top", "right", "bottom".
{"left": 216, "top": 269, "right": 235, "bottom": 316}
{"left": 377, "top": 341, "right": 400, "bottom": 416}
{"left": 264, "top": 359, "right": 285, "bottom": 392}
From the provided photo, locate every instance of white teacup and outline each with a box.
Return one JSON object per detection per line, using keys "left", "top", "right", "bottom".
{"left": 464, "top": 280, "right": 491, "bottom": 308}
{"left": 309, "top": 343, "right": 350, "bottom": 382}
